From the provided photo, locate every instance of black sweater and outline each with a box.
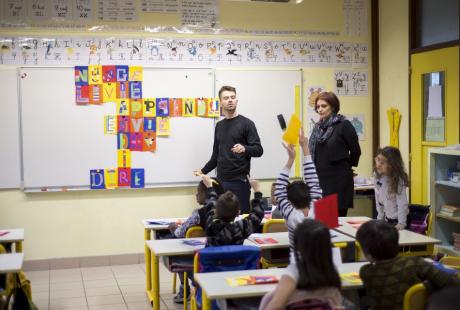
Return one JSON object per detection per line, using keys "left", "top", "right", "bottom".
{"left": 201, "top": 115, "right": 263, "bottom": 181}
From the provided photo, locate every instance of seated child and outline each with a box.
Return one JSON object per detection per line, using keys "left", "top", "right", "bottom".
{"left": 260, "top": 219, "right": 345, "bottom": 310}
{"left": 200, "top": 174, "right": 265, "bottom": 246}
{"left": 167, "top": 177, "right": 224, "bottom": 304}
{"left": 373, "top": 146, "right": 409, "bottom": 229}
{"left": 270, "top": 182, "right": 283, "bottom": 219}
{"left": 356, "top": 220, "right": 460, "bottom": 309}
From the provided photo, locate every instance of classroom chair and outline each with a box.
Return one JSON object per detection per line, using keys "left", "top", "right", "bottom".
{"left": 169, "top": 226, "right": 206, "bottom": 308}
{"left": 403, "top": 283, "right": 427, "bottom": 310}
{"left": 286, "top": 298, "right": 333, "bottom": 310}
{"left": 190, "top": 245, "right": 260, "bottom": 310}
{"left": 260, "top": 219, "right": 289, "bottom": 268}
{"left": 439, "top": 256, "right": 460, "bottom": 271}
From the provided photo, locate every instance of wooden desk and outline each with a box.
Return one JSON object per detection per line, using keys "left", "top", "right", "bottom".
{"left": 194, "top": 262, "right": 367, "bottom": 310}
{"left": 0, "top": 228, "right": 24, "bottom": 252}
{"left": 142, "top": 218, "right": 186, "bottom": 301}
{"left": 146, "top": 237, "right": 207, "bottom": 310}
{"left": 0, "top": 253, "right": 24, "bottom": 273}
{"left": 336, "top": 217, "right": 441, "bottom": 257}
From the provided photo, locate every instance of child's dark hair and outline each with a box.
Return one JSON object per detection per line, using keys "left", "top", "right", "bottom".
{"left": 215, "top": 191, "right": 240, "bottom": 222}
{"left": 198, "top": 178, "right": 224, "bottom": 196}
{"left": 356, "top": 220, "right": 399, "bottom": 261}
{"left": 374, "top": 146, "right": 409, "bottom": 194}
{"left": 287, "top": 180, "right": 311, "bottom": 209}
{"left": 294, "top": 219, "right": 341, "bottom": 290}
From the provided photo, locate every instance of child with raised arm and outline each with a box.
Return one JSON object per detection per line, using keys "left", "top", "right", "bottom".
{"left": 373, "top": 146, "right": 409, "bottom": 229}
{"left": 200, "top": 174, "right": 265, "bottom": 246}
{"left": 357, "top": 220, "right": 460, "bottom": 309}
{"left": 262, "top": 129, "right": 323, "bottom": 309}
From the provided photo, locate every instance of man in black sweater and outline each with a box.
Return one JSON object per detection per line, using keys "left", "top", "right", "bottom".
{"left": 196, "top": 85, "right": 263, "bottom": 213}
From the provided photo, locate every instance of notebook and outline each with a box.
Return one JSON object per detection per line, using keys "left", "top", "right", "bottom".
{"left": 314, "top": 193, "right": 339, "bottom": 228}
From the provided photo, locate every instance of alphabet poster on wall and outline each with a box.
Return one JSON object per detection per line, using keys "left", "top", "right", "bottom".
{"left": 74, "top": 65, "right": 220, "bottom": 189}
{"left": 334, "top": 70, "right": 368, "bottom": 96}
{"left": 0, "top": 36, "right": 368, "bottom": 67}
{"left": 345, "top": 114, "right": 366, "bottom": 140}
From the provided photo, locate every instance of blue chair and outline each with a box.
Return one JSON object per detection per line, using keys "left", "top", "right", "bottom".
{"left": 191, "top": 245, "right": 261, "bottom": 310}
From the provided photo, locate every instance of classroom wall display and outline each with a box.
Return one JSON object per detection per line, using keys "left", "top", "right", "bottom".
{"left": 0, "top": 36, "right": 368, "bottom": 68}
{"left": 345, "top": 114, "right": 366, "bottom": 141}
{"left": 334, "top": 70, "right": 368, "bottom": 96}
{"left": 20, "top": 67, "right": 215, "bottom": 191}
{"left": 305, "top": 86, "right": 324, "bottom": 136}
{"left": 74, "top": 65, "right": 220, "bottom": 190}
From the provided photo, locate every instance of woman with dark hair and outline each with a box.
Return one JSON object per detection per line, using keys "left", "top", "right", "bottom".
{"left": 309, "top": 92, "right": 361, "bottom": 217}
{"left": 260, "top": 219, "right": 344, "bottom": 309}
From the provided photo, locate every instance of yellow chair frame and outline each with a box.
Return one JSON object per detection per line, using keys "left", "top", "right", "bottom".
{"left": 440, "top": 256, "right": 460, "bottom": 271}
{"left": 403, "top": 283, "right": 427, "bottom": 310}
{"left": 260, "top": 219, "right": 289, "bottom": 268}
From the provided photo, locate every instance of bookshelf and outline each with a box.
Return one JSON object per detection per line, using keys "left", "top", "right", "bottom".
{"left": 429, "top": 148, "right": 460, "bottom": 257}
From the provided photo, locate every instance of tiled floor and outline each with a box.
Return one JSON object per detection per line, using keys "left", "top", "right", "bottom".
{"left": 28, "top": 263, "right": 184, "bottom": 310}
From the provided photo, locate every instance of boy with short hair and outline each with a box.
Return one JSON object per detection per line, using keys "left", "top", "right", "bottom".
{"left": 356, "top": 220, "right": 460, "bottom": 310}
{"left": 200, "top": 175, "right": 264, "bottom": 246}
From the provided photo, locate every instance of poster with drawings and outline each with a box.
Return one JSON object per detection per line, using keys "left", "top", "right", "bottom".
{"left": 305, "top": 86, "right": 324, "bottom": 136}
{"left": 344, "top": 114, "right": 365, "bottom": 140}
{"left": 334, "top": 70, "right": 368, "bottom": 96}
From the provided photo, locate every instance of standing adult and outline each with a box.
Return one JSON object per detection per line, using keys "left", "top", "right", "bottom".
{"left": 196, "top": 85, "right": 263, "bottom": 214}
{"left": 309, "top": 92, "right": 361, "bottom": 217}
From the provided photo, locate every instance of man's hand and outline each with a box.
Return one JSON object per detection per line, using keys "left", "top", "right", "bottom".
{"left": 193, "top": 170, "right": 203, "bottom": 177}
{"left": 395, "top": 223, "right": 405, "bottom": 230}
{"left": 201, "top": 174, "right": 213, "bottom": 188}
{"left": 231, "top": 143, "right": 245, "bottom": 154}
{"left": 247, "top": 175, "right": 261, "bottom": 193}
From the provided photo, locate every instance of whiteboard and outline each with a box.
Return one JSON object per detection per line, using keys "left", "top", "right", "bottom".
{"left": 215, "top": 69, "right": 301, "bottom": 179}
{"left": 20, "top": 67, "right": 215, "bottom": 190}
{"left": 0, "top": 67, "right": 21, "bottom": 189}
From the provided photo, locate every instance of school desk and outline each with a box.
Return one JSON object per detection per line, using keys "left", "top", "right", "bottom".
{"left": 0, "top": 228, "right": 24, "bottom": 252}
{"left": 0, "top": 253, "right": 24, "bottom": 273}
{"left": 145, "top": 237, "right": 207, "bottom": 310}
{"left": 194, "top": 262, "right": 367, "bottom": 310}
{"left": 335, "top": 217, "right": 441, "bottom": 257}
{"left": 246, "top": 230, "right": 355, "bottom": 249}
{"left": 142, "top": 218, "right": 186, "bottom": 300}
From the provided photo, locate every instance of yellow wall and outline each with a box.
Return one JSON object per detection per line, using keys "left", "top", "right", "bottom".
{"left": 379, "top": 0, "right": 410, "bottom": 167}
{"left": 0, "top": 0, "right": 373, "bottom": 260}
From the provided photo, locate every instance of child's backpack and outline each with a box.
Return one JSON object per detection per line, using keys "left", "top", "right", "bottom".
{"left": 4, "top": 272, "right": 36, "bottom": 310}
{"left": 406, "top": 204, "right": 430, "bottom": 235}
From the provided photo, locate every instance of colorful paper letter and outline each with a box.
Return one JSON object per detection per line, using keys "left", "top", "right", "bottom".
{"left": 88, "top": 65, "right": 102, "bottom": 84}
{"left": 104, "top": 115, "right": 117, "bottom": 134}
{"left": 117, "top": 81, "right": 130, "bottom": 98}
{"left": 103, "top": 82, "right": 117, "bottom": 103}
{"left": 157, "top": 117, "right": 170, "bottom": 136}
{"left": 143, "top": 99, "right": 156, "bottom": 117}
{"left": 130, "top": 99, "right": 143, "bottom": 118}
{"left": 129, "top": 66, "right": 143, "bottom": 81}
{"left": 116, "top": 99, "right": 130, "bottom": 116}
{"left": 117, "top": 116, "right": 130, "bottom": 133}
{"left": 76, "top": 85, "right": 89, "bottom": 105}
{"left": 74, "top": 66, "right": 88, "bottom": 85}
{"left": 131, "top": 168, "right": 145, "bottom": 188}
{"left": 117, "top": 149, "right": 131, "bottom": 167}
{"left": 207, "top": 98, "right": 220, "bottom": 117}
{"left": 143, "top": 132, "right": 156, "bottom": 152}
{"left": 117, "top": 133, "right": 130, "bottom": 149}
{"left": 156, "top": 98, "right": 170, "bottom": 117}
{"left": 102, "top": 65, "right": 116, "bottom": 83}
{"left": 195, "top": 98, "right": 207, "bottom": 117}
{"left": 130, "top": 117, "right": 144, "bottom": 133}
{"left": 104, "top": 168, "right": 118, "bottom": 189}
{"left": 90, "top": 169, "right": 105, "bottom": 189}
{"left": 89, "top": 84, "right": 103, "bottom": 104}
{"left": 183, "top": 98, "right": 195, "bottom": 117}
{"left": 129, "top": 81, "right": 142, "bottom": 99}
{"left": 169, "top": 98, "right": 183, "bottom": 117}
{"left": 118, "top": 167, "right": 131, "bottom": 187}
{"left": 129, "top": 133, "right": 143, "bottom": 151}
{"left": 143, "top": 117, "right": 156, "bottom": 132}
{"left": 116, "top": 65, "right": 129, "bottom": 82}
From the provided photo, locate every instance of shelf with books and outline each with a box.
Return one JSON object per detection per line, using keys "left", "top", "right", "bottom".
{"left": 436, "top": 213, "right": 460, "bottom": 224}
{"left": 429, "top": 149, "right": 460, "bottom": 257}
{"left": 435, "top": 180, "right": 460, "bottom": 189}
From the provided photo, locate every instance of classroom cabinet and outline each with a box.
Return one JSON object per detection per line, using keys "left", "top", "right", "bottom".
{"left": 429, "top": 148, "right": 460, "bottom": 257}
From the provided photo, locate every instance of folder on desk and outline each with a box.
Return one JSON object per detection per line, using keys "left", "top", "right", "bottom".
{"left": 314, "top": 193, "right": 339, "bottom": 229}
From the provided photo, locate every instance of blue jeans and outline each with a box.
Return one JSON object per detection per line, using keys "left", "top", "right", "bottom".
{"left": 222, "top": 179, "right": 251, "bottom": 214}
